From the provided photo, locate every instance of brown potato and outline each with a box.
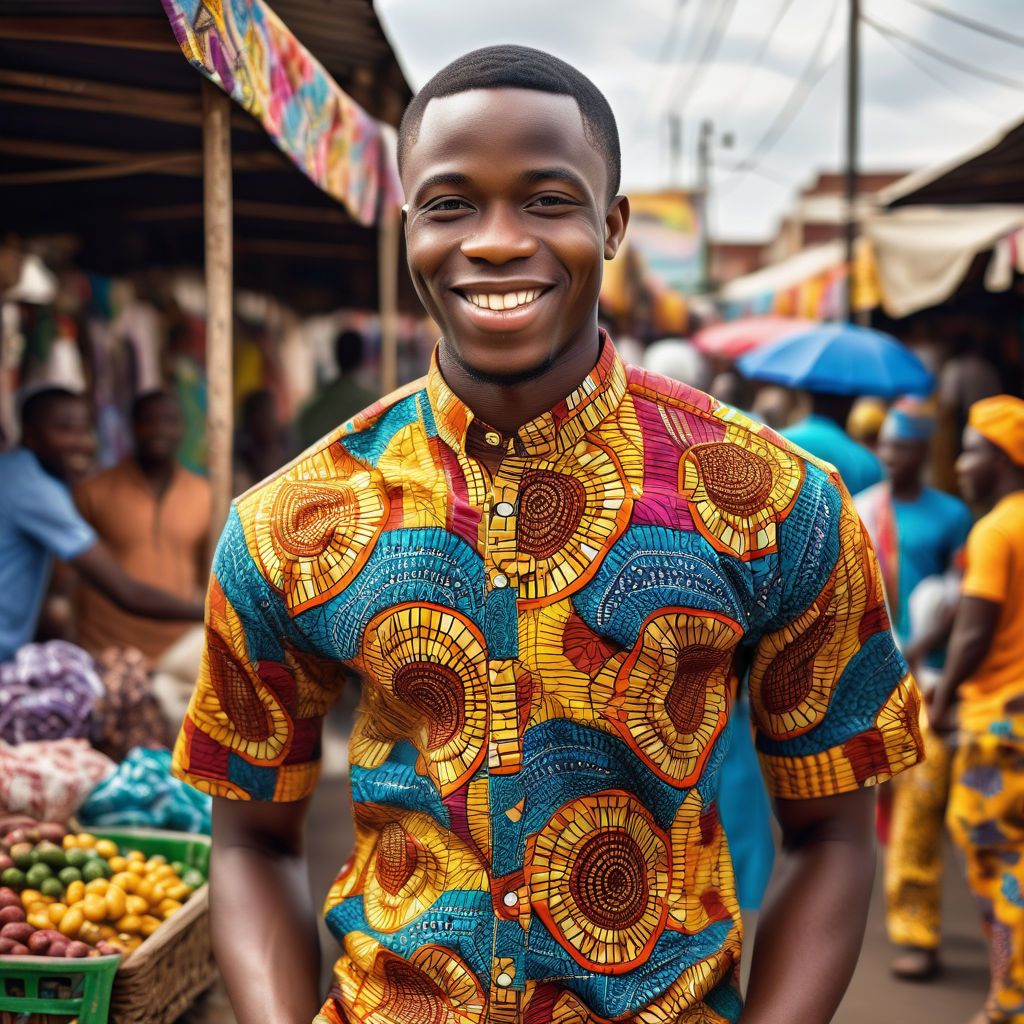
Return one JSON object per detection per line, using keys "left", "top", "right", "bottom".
{"left": 65, "top": 941, "right": 91, "bottom": 958}
{"left": 0, "top": 905, "right": 26, "bottom": 924}
{"left": 0, "top": 921, "right": 34, "bottom": 942}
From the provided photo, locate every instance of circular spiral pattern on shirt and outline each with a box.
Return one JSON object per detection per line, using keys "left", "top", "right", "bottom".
{"left": 376, "top": 958, "right": 448, "bottom": 1024}
{"left": 761, "top": 607, "right": 836, "bottom": 714}
{"left": 526, "top": 792, "right": 670, "bottom": 971}
{"left": 688, "top": 444, "right": 773, "bottom": 516}
{"left": 392, "top": 662, "right": 464, "bottom": 750}
{"left": 595, "top": 611, "right": 740, "bottom": 787}
{"left": 207, "top": 636, "right": 273, "bottom": 742}
{"left": 375, "top": 823, "right": 419, "bottom": 896}
{"left": 273, "top": 481, "right": 358, "bottom": 557}
{"left": 517, "top": 470, "right": 587, "bottom": 559}
{"left": 568, "top": 831, "right": 649, "bottom": 929}
{"left": 354, "top": 604, "right": 487, "bottom": 796}
{"left": 680, "top": 430, "right": 803, "bottom": 560}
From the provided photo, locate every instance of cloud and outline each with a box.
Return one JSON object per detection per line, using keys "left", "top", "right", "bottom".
{"left": 375, "top": 0, "right": 1024, "bottom": 240}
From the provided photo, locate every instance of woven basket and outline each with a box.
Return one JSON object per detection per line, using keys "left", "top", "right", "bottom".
{"left": 107, "top": 880, "right": 216, "bottom": 1024}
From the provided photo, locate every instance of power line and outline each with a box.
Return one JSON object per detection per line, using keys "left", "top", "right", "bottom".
{"left": 717, "top": 0, "right": 802, "bottom": 112}
{"left": 861, "top": 13, "right": 1024, "bottom": 92}
{"left": 898, "top": 0, "right": 1024, "bottom": 49}
{"left": 655, "top": 0, "right": 694, "bottom": 66}
{"left": 864, "top": 15, "right": 1006, "bottom": 118}
{"left": 721, "top": 0, "right": 844, "bottom": 182}
{"left": 663, "top": 0, "right": 740, "bottom": 113}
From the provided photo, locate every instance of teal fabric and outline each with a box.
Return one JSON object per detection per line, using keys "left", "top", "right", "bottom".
{"left": 784, "top": 414, "right": 883, "bottom": 496}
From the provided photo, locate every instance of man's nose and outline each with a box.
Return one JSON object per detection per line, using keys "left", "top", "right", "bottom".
{"left": 460, "top": 206, "right": 538, "bottom": 263}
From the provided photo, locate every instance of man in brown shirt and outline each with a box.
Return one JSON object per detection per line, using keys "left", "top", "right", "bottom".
{"left": 74, "top": 390, "right": 210, "bottom": 663}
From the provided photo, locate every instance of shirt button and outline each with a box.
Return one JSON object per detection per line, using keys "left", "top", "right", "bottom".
{"left": 495, "top": 972, "right": 513, "bottom": 988}
{"left": 492, "top": 573, "right": 509, "bottom": 589}
{"left": 494, "top": 501, "right": 515, "bottom": 517}
{"left": 484, "top": 431, "right": 502, "bottom": 447}
{"left": 502, "top": 890, "right": 519, "bottom": 908}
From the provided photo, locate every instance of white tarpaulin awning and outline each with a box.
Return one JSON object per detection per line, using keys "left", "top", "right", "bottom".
{"left": 717, "top": 241, "right": 844, "bottom": 302}
{"left": 864, "top": 204, "right": 1024, "bottom": 318}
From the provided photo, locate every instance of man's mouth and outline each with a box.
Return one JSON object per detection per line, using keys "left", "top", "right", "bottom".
{"left": 461, "top": 288, "right": 544, "bottom": 311}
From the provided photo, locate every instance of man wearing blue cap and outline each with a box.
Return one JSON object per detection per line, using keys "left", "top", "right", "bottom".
{"left": 855, "top": 397, "right": 972, "bottom": 981}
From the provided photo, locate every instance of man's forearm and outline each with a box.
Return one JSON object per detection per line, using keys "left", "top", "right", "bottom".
{"left": 740, "top": 792, "right": 875, "bottom": 1024}
{"left": 210, "top": 841, "right": 323, "bottom": 1024}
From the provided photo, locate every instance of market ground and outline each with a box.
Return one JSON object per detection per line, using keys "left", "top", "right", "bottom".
{"left": 183, "top": 700, "right": 990, "bottom": 1023}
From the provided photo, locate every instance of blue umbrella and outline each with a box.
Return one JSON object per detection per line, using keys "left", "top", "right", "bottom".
{"left": 736, "top": 322, "right": 934, "bottom": 397}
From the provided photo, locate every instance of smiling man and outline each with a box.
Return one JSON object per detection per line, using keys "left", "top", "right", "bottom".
{"left": 173, "top": 46, "right": 923, "bottom": 1024}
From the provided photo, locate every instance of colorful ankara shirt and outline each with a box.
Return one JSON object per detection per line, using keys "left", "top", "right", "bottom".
{"left": 173, "top": 338, "right": 923, "bottom": 1024}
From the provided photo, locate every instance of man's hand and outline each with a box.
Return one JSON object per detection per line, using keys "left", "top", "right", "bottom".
{"left": 739, "top": 787, "right": 876, "bottom": 1024}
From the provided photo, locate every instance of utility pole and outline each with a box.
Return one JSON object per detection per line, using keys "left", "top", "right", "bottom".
{"left": 843, "top": 0, "right": 860, "bottom": 322}
{"left": 668, "top": 113, "right": 683, "bottom": 189}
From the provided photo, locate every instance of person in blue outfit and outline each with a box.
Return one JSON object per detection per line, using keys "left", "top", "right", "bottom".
{"left": 854, "top": 397, "right": 972, "bottom": 982}
{"left": 784, "top": 391, "right": 883, "bottom": 496}
{"left": 0, "top": 387, "right": 203, "bottom": 662}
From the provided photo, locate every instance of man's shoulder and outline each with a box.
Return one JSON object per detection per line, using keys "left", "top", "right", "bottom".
{"left": 976, "top": 492, "right": 1024, "bottom": 543}
{"left": 0, "top": 448, "right": 65, "bottom": 502}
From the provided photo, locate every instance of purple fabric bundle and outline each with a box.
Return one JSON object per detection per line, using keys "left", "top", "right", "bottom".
{"left": 0, "top": 641, "right": 105, "bottom": 744}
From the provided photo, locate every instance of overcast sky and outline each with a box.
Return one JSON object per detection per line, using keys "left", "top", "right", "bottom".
{"left": 374, "top": 0, "right": 1024, "bottom": 242}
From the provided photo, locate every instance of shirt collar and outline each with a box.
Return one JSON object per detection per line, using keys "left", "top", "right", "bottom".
{"left": 426, "top": 330, "right": 627, "bottom": 457}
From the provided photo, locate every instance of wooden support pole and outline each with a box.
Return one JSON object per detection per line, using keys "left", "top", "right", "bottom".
{"left": 378, "top": 206, "right": 401, "bottom": 396}
{"left": 203, "top": 79, "right": 234, "bottom": 548}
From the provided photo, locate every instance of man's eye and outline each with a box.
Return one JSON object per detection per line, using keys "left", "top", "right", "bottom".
{"left": 425, "top": 198, "right": 470, "bottom": 213}
{"left": 531, "top": 195, "right": 575, "bottom": 208}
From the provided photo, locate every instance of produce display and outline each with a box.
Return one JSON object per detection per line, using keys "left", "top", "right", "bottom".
{"left": 0, "top": 821, "right": 205, "bottom": 959}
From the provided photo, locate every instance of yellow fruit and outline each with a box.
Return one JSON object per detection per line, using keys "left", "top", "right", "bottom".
{"left": 155, "top": 898, "right": 183, "bottom": 919}
{"left": 48, "top": 902, "right": 68, "bottom": 925}
{"left": 79, "top": 921, "right": 101, "bottom": 944}
{"left": 99, "top": 924, "right": 117, "bottom": 939}
{"left": 125, "top": 850, "right": 145, "bottom": 864}
{"left": 152, "top": 864, "right": 176, "bottom": 882}
{"left": 64, "top": 880, "right": 85, "bottom": 905}
{"left": 115, "top": 914, "right": 142, "bottom": 934}
{"left": 75, "top": 833, "right": 96, "bottom": 850}
{"left": 20, "top": 889, "right": 43, "bottom": 908}
{"left": 84, "top": 878, "right": 109, "bottom": 896}
{"left": 138, "top": 914, "right": 161, "bottom": 937}
{"left": 123, "top": 935, "right": 143, "bottom": 952}
{"left": 144, "top": 855, "right": 167, "bottom": 868}
{"left": 126, "top": 862, "right": 146, "bottom": 877}
{"left": 108, "top": 856, "right": 127, "bottom": 873}
{"left": 105, "top": 885, "right": 127, "bottom": 921}
{"left": 111, "top": 871, "right": 138, "bottom": 894}
{"left": 27, "top": 910, "right": 50, "bottom": 929}
{"left": 165, "top": 883, "right": 191, "bottom": 902}
{"left": 124, "top": 895, "right": 148, "bottom": 917}
{"left": 59, "top": 906, "right": 85, "bottom": 937}
{"left": 82, "top": 893, "right": 108, "bottom": 923}
{"left": 136, "top": 880, "right": 166, "bottom": 906}
{"left": 94, "top": 839, "right": 119, "bottom": 860}
{"left": 62, "top": 834, "right": 77, "bottom": 850}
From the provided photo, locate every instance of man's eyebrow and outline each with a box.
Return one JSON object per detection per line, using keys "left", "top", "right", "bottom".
{"left": 412, "top": 172, "right": 469, "bottom": 202}
{"left": 522, "top": 167, "right": 589, "bottom": 192}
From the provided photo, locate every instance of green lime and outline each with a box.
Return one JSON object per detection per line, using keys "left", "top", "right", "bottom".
{"left": 0, "top": 867, "right": 25, "bottom": 890}
{"left": 40, "top": 877, "right": 64, "bottom": 899}
{"left": 171, "top": 861, "right": 188, "bottom": 877}
{"left": 35, "top": 842, "right": 66, "bottom": 870}
{"left": 181, "top": 868, "right": 206, "bottom": 889}
{"left": 58, "top": 866, "right": 82, "bottom": 886}
{"left": 25, "top": 862, "right": 53, "bottom": 888}
{"left": 9, "top": 843, "right": 33, "bottom": 871}
{"left": 65, "top": 848, "right": 91, "bottom": 869}
{"left": 81, "top": 859, "right": 111, "bottom": 883}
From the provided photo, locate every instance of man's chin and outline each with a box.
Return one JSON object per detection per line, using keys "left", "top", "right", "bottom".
{"left": 446, "top": 344, "right": 556, "bottom": 388}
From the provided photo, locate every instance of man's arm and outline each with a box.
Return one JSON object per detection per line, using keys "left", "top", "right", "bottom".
{"left": 71, "top": 542, "right": 204, "bottom": 620}
{"left": 928, "top": 594, "right": 1002, "bottom": 732}
{"left": 739, "top": 787, "right": 875, "bottom": 1024}
{"left": 209, "top": 795, "right": 323, "bottom": 1024}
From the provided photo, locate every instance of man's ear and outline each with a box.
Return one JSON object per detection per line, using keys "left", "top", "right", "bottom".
{"left": 603, "top": 195, "right": 629, "bottom": 260}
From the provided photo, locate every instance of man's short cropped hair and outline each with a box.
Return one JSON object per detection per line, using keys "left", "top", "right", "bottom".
{"left": 19, "top": 386, "right": 84, "bottom": 433}
{"left": 398, "top": 45, "right": 621, "bottom": 201}
{"left": 131, "top": 389, "right": 179, "bottom": 423}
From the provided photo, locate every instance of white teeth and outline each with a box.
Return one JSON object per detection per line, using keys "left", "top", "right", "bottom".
{"left": 465, "top": 289, "right": 541, "bottom": 310}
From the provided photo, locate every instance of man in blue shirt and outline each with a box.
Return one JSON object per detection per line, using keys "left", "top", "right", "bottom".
{"left": 0, "top": 388, "right": 204, "bottom": 662}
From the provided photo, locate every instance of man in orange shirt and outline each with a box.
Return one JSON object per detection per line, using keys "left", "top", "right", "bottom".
{"left": 931, "top": 394, "right": 1024, "bottom": 1024}
{"left": 73, "top": 390, "right": 211, "bottom": 664}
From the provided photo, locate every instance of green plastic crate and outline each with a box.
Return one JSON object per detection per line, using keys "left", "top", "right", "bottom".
{"left": 0, "top": 828, "right": 210, "bottom": 1024}
{"left": 0, "top": 952, "right": 121, "bottom": 1024}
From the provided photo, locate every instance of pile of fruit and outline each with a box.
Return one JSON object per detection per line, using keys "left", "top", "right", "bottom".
{"left": 0, "top": 822, "right": 205, "bottom": 959}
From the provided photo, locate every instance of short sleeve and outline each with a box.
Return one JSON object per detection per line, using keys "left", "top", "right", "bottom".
{"left": 748, "top": 465, "right": 923, "bottom": 800}
{"left": 13, "top": 463, "right": 96, "bottom": 561}
{"left": 171, "top": 503, "right": 348, "bottom": 802}
{"left": 961, "top": 519, "right": 1010, "bottom": 604}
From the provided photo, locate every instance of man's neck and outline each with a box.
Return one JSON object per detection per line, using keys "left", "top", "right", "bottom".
{"left": 437, "top": 331, "right": 602, "bottom": 435}
{"left": 134, "top": 456, "right": 176, "bottom": 492}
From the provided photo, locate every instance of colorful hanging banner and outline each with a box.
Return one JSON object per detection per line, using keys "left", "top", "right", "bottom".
{"left": 161, "top": 0, "right": 404, "bottom": 226}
